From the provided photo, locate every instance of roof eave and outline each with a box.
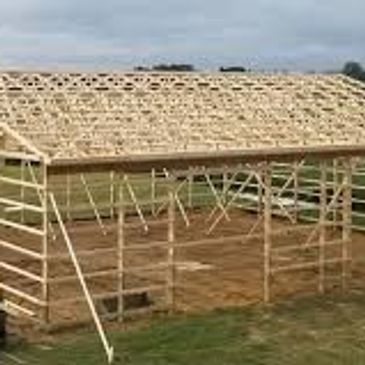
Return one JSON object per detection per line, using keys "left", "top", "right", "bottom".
{"left": 47, "top": 145, "right": 365, "bottom": 174}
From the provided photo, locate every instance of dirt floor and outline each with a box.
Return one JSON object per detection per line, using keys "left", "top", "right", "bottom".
{"left": 2, "top": 207, "right": 365, "bottom": 335}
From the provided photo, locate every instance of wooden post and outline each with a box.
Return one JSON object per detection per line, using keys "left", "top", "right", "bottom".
{"left": 151, "top": 169, "right": 156, "bottom": 216}
{"left": 332, "top": 159, "right": 338, "bottom": 227}
{"left": 66, "top": 173, "right": 71, "bottom": 222}
{"left": 117, "top": 173, "right": 125, "bottom": 321}
{"left": 188, "top": 169, "right": 193, "bottom": 208}
{"left": 293, "top": 161, "right": 299, "bottom": 223}
{"left": 42, "top": 162, "right": 49, "bottom": 325}
{"left": 110, "top": 171, "right": 115, "bottom": 219}
{"left": 80, "top": 174, "right": 106, "bottom": 235}
{"left": 342, "top": 158, "right": 352, "bottom": 290}
{"left": 20, "top": 159, "right": 25, "bottom": 223}
{"left": 49, "top": 193, "right": 114, "bottom": 363}
{"left": 222, "top": 166, "right": 229, "bottom": 204}
{"left": 0, "top": 132, "right": 4, "bottom": 169}
{"left": 319, "top": 161, "right": 327, "bottom": 294}
{"left": 0, "top": 288, "right": 6, "bottom": 348}
{"left": 263, "top": 163, "right": 272, "bottom": 303}
{"left": 258, "top": 168, "right": 263, "bottom": 215}
{"left": 167, "top": 172, "right": 176, "bottom": 312}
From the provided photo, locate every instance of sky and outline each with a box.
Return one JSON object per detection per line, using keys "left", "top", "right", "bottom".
{"left": 0, "top": 0, "right": 364, "bottom": 71}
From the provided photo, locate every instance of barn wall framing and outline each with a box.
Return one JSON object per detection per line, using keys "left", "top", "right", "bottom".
{"left": 0, "top": 151, "right": 360, "bottom": 330}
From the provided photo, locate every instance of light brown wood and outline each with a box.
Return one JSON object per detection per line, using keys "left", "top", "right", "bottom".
{"left": 42, "top": 163, "right": 49, "bottom": 324}
{"left": 319, "top": 161, "right": 327, "bottom": 293}
{"left": 117, "top": 173, "right": 125, "bottom": 321}
{"left": 0, "top": 69, "right": 364, "bottom": 334}
{"left": 0, "top": 72, "right": 365, "bottom": 165}
{"left": 263, "top": 163, "right": 272, "bottom": 303}
{"left": 342, "top": 158, "right": 352, "bottom": 289}
{"left": 66, "top": 173, "right": 72, "bottom": 221}
{"left": 167, "top": 173, "right": 176, "bottom": 312}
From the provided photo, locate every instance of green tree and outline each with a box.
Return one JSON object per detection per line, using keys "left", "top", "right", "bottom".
{"left": 342, "top": 61, "right": 365, "bottom": 82}
{"left": 152, "top": 64, "right": 195, "bottom": 72}
{"left": 219, "top": 66, "right": 247, "bottom": 72}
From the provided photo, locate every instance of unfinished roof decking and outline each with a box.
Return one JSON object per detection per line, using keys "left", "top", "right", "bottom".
{"left": 0, "top": 71, "right": 365, "bottom": 167}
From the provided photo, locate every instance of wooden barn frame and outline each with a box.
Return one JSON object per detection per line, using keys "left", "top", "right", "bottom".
{"left": 1, "top": 71, "right": 365, "bottom": 361}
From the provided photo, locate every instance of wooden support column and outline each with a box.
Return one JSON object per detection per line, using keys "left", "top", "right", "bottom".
{"left": 293, "top": 161, "right": 299, "bottom": 223}
{"left": 258, "top": 168, "right": 263, "bottom": 215}
{"left": 42, "top": 162, "right": 49, "bottom": 325}
{"left": 263, "top": 163, "right": 272, "bottom": 303}
{"left": 167, "top": 172, "right": 176, "bottom": 312}
{"left": 151, "top": 169, "right": 156, "bottom": 216}
{"left": 342, "top": 158, "right": 352, "bottom": 290}
{"left": 20, "top": 160, "right": 25, "bottom": 223}
{"left": 66, "top": 173, "right": 71, "bottom": 222}
{"left": 332, "top": 159, "right": 338, "bottom": 227}
{"left": 188, "top": 169, "right": 193, "bottom": 208}
{"left": 0, "top": 132, "right": 4, "bottom": 169}
{"left": 319, "top": 161, "right": 327, "bottom": 294}
{"left": 0, "top": 289, "right": 6, "bottom": 348}
{"left": 117, "top": 173, "right": 125, "bottom": 321}
{"left": 110, "top": 171, "right": 115, "bottom": 219}
{"left": 222, "top": 166, "right": 229, "bottom": 204}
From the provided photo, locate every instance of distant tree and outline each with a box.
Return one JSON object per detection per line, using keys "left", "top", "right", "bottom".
{"left": 342, "top": 61, "right": 365, "bottom": 82}
{"left": 152, "top": 64, "right": 195, "bottom": 72}
{"left": 219, "top": 66, "right": 247, "bottom": 73}
{"left": 134, "top": 66, "right": 150, "bottom": 71}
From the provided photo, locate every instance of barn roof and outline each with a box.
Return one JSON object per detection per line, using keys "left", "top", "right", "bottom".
{"left": 0, "top": 71, "right": 365, "bottom": 169}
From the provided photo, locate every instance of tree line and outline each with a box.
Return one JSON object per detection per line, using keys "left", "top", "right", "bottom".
{"left": 134, "top": 64, "right": 247, "bottom": 73}
{"left": 134, "top": 62, "right": 365, "bottom": 83}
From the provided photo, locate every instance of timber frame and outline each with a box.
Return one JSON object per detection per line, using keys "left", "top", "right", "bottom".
{"left": 0, "top": 70, "right": 365, "bottom": 360}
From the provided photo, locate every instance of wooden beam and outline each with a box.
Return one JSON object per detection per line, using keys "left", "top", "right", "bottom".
{"left": 48, "top": 145, "right": 365, "bottom": 175}
{"left": 319, "top": 161, "right": 327, "bottom": 294}
{"left": 49, "top": 193, "right": 114, "bottom": 363}
{"left": 167, "top": 173, "right": 176, "bottom": 313}
{"left": 263, "top": 163, "right": 272, "bottom": 303}
{"left": 342, "top": 158, "right": 352, "bottom": 290}
{"left": 42, "top": 163, "right": 49, "bottom": 325}
{"left": 117, "top": 173, "right": 125, "bottom": 321}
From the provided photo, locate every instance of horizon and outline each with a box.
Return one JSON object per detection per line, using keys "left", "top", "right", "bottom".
{"left": 0, "top": 1, "right": 364, "bottom": 71}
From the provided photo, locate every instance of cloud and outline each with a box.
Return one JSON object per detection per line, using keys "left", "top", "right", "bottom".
{"left": 0, "top": 0, "right": 364, "bottom": 70}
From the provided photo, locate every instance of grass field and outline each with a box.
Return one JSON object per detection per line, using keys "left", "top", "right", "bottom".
{"left": 4, "top": 291, "right": 365, "bottom": 364}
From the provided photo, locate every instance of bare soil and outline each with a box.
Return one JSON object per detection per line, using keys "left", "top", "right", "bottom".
{"left": 2, "top": 208, "right": 365, "bottom": 336}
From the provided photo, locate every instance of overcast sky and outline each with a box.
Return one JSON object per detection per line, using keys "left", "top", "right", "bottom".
{"left": 0, "top": 0, "right": 364, "bottom": 71}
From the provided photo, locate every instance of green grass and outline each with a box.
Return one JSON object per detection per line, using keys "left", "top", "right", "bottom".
{"left": 5, "top": 291, "right": 365, "bottom": 364}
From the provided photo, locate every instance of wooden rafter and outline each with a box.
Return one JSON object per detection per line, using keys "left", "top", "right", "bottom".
{"left": 0, "top": 71, "right": 364, "bottom": 165}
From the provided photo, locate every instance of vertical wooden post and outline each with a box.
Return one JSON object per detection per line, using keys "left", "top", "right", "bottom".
{"left": 342, "top": 158, "right": 352, "bottom": 290}
{"left": 110, "top": 171, "right": 115, "bottom": 219}
{"left": 258, "top": 168, "right": 263, "bottom": 215}
{"left": 293, "top": 161, "right": 299, "bottom": 223}
{"left": 66, "top": 173, "right": 71, "bottom": 222}
{"left": 188, "top": 169, "right": 193, "bottom": 209}
{"left": 263, "top": 163, "right": 272, "bottom": 303}
{"left": 0, "top": 289, "right": 6, "bottom": 348}
{"left": 332, "top": 159, "right": 338, "bottom": 227}
{"left": 167, "top": 172, "right": 176, "bottom": 312}
{"left": 151, "top": 169, "right": 156, "bottom": 216}
{"left": 319, "top": 161, "right": 327, "bottom": 294}
{"left": 117, "top": 173, "right": 125, "bottom": 321}
{"left": 42, "top": 162, "right": 49, "bottom": 325}
{"left": 20, "top": 159, "right": 25, "bottom": 223}
{"left": 222, "top": 166, "right": 229, "bottom": 204}
{"left": 0, "top": 132, "right": 4, "bottom": 169}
